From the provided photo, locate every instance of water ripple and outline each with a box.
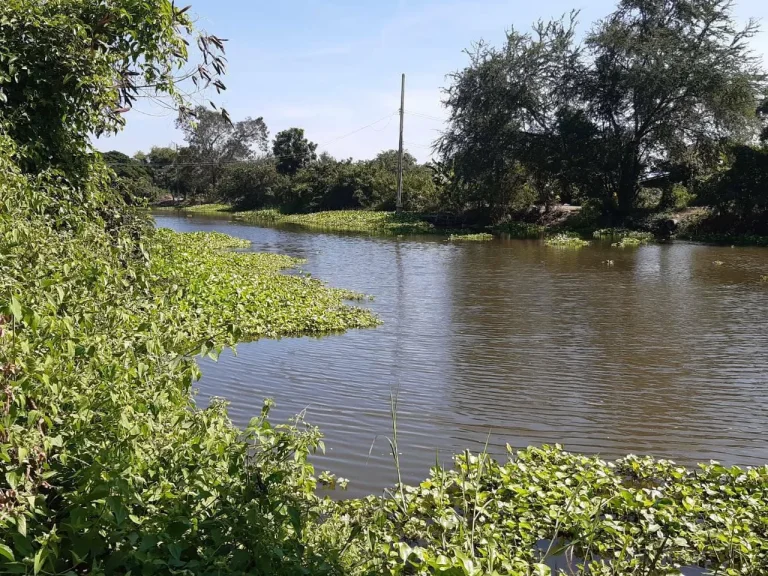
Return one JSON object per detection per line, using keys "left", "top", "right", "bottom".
{"left": 156, "top": 214, "right": 768, "bottom": 497}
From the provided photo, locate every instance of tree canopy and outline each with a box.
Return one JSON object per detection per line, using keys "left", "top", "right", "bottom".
{"left": 273, "top": 128, "right": 318, "bottom": 176}
{"left": 176, "top": 106, "right": 269, "bottom": 195}
{"left": 0, "top": 0, "right": 227, "bottom": 176}
{"left": 440, "top": 0, "right": 767, "bottom": 222}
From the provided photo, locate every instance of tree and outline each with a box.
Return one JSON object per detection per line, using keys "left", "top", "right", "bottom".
{"left": 218, "top": 159, "right": 286, "bottom": 209}
{"left": 273, "top": 128, "right": 317, "bottom": 176}
{"left": 441, "top": 0, "right": 767, "bottom": 222}
{"left": 0, "top": 0, "right": 227, "bottom": 177}
{"left": 177, "top": 106, "right": 269, "bottom": 197}
{"left": 439, "top": 16, "right": 581, "bottom": 222}
{"left": 358, "top": 150, "right": 437, "bottom": 211}
{"left": 102, "top": 150, "right": 159, "bottom": 203}
{"left": 580, "top": 0, "right": 765, "bottom": 215}
{"left": 144, "top": 146, "right": 179, "bottom": 193}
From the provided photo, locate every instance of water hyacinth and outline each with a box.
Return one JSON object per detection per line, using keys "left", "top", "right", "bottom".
{"left": 328, "top": 445, "right": 768, "bottom": 575}
{"left": 545, "top": 233, "right": 590, "bottom": 247}
{"left": 448, "top": 232, "right": 494, "bottom": 241}
{"left": 236, "top": 209, "right": 436, "bottom": 235}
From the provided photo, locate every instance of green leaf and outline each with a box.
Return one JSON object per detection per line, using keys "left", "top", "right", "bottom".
{"left": 33, "top": 547, "right": 45, "bottom": 575}
{"left": 5, "top": 470, "right": 20, "bottom": 490}
{"left": 0, "top": 543, "right": 14, "bottom": 561}
{"left": 9, "top": 296, "right": 21, "bottom": 321}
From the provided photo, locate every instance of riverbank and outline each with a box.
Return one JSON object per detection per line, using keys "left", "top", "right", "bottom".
{"left": 155, "top": 202, "right": 768, "bottom": 246}
{"left": 8, "top": 177, "right": 768, "bottom": 573}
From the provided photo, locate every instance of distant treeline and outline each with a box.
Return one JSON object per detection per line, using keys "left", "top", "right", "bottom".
{"left": 109, "top": 0, "right": 768, "bottom": 236}
{"left": 105, "top": 111, "right": 439, "bottom": 214}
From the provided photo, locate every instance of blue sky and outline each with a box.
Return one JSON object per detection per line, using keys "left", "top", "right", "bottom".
{"left": 97, "top": 0, "right": 768, "bottom": 163}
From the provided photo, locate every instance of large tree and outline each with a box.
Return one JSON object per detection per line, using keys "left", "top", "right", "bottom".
{"left": 0, "top": 0, "right": 227, "bottom": 177}
{"left": 177, "top": 106, "right": 268, "bottom": 196}
{"left": 273, "top": 127, "right": 318, "bottom": 176}
{"left": 441, "top": 0, "right": 767, "bottom": 221}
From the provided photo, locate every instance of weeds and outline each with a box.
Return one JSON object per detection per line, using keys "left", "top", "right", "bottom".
{"left": 448, "top": 232, "right": 494, "bottom": 241}
{"left": 546, "top": 233, "right": 590, "bottom": 247}
{"left": 237, "top": 209, "right": 436, "bottom": 235}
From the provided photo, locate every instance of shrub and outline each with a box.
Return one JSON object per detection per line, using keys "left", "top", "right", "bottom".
{"left": 218, "top": 159, "right": 286, "bottom": 210}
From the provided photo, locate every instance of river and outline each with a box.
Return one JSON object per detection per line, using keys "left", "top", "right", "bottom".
{"left": 154, "top": 212, "right": 768, "bottom": 498}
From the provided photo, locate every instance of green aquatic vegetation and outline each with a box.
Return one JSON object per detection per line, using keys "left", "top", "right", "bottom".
{"left": 0, "top": 139, "right": 379, "bottom": 573}
{"left": 545, "top": 233, "right": 590, "bottom": 247}
{"left": 448, "top": 232, "right": 494, "bottom": 241}
{"left": 613, "top": 236, "right": 646, "bottom": 248}
{"left": 7, "top": 145, "right": 768, "bottom": 574}
{"left": 595, "top": 228, "right": 654, "bottom": 243}
{"left": 236, "top": 208, "right": 283, "bottom": 222}
{"left": 183, "top": 203, "right": 233, "bottom": 213}
{"left": 761, "top": 275, "right": 768, "bottom": 282}
{"left": 330, "top": 445, "right": 768, "bottom": 575}
{"left": 164, "top": 205, "right": 442, "bottom": 235}
{"left": 154, "top": 203, "right": 233, "bottom": 213}
{"left": 238, "top": 209, "right": 436, "bottom": 235}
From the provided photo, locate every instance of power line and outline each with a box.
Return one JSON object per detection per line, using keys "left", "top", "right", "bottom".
{"left": 104, "top": 111, "right": 402, "bottom": 167}
{"left": 404, "top": 110, "right": 445, "bottom": 122}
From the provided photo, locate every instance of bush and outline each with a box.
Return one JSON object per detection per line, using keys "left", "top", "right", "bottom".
{"left": 218, "top": 159, "right": 286, "bottom": 210}
{"left": 704, "top": 145, "right": 768, "bottom": 226}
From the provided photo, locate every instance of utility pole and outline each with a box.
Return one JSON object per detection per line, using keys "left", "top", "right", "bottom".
{"left": 396, "top": 73, "right": 405, "bottom": 213}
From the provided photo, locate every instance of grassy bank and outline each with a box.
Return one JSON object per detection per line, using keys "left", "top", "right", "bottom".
{"left": 7, "top": 167, "right": 768, "bottom": 573}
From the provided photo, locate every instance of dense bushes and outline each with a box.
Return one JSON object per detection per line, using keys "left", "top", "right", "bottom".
{"left": 5, "top": 1, "right": 768, "bottom": 574}
{"left": 211, "top": 151, "right": 439, "bottom": 214}
{"left": 0, "top": 136, "right": 379, "bottom": 573}
{"left": 707, "top": 146, "right": 768, "bottom": 228}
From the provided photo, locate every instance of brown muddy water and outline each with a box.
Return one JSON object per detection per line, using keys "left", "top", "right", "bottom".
{"left": 154, "top": 212, "right": 768, "bottom": 498}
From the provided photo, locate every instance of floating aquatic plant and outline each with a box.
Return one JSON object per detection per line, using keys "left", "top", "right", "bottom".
{"left": 545, "top": 233, "right": 590, "bottom": 247}
{"left": 448, "top": 232, "right": 494, "bottom": 241}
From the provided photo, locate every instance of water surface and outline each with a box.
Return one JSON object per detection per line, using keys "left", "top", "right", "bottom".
{"left": 155, "top": 212, "right": 768, "bottom": 497}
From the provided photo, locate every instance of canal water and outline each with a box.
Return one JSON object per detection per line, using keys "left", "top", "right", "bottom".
{"left": 154, "top": 212, "right": 768, "bottom": 497}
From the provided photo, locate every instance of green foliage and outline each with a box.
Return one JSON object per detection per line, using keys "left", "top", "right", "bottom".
{"left": 613, "top": 236, "right": 646, "bottom": 248}
{"left": 6, "top": 0, "right": 768, "bottom": 574}
{"left": 176, "top": 106, "right": 270, "bottom": 199}
{"left": 218, "top": 159, "right": 286, "bottom": 209}
{"left": 545, "top": 233, "right": 590, "bottom": 247}
{"left": 333, "top": 445, "right": 768, "bottom": 575}
{"left": 277, "top": 151, "right": 439, "bottom": 214}
{"left": 440, "top": 0, "right": 767, "bottom": 221}
{"left": 0, "top": 138, "right": 378, "bottom": 573}
{"left": 238, "top": 209, "right": 436, "bottom": 235}
{"left": 672, "top": 183, "right": 696, "bottom": 211}
{"left": 0, "top": 0, "right": 226, "bottom": 175}
{"left": 102, "top": 150, "right": 161, "bottom": 204}
{"left": 449, "top": 233, "right": 494, "bottom": 241}
{"left": 594, "top": 229, "right": 654, "bottom": 245}
{"left": 705, "top": 145, "right": 768, "bottom": 226}
{"left": 273, "top": 128, "right": 318, "bottom": 176}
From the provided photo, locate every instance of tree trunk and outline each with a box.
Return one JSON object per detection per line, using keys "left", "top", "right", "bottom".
{"left": 616, "top": 147, "right": 641, "bottom": 219}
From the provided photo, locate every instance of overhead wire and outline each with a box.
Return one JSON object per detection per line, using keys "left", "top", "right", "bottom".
{"left": 104, "top": 110, "right": 401, "bottom": 166}
{"left": 404, "top": 110, "right": 445, "bottom": 122}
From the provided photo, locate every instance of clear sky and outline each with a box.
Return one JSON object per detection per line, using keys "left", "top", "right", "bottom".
{"left": 96, "top": 0, "right": 768, "bottom": 163}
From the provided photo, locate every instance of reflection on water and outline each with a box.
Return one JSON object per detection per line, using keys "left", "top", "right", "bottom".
{"left": 154, "top": 212, "right": 768, "bottom": 497}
